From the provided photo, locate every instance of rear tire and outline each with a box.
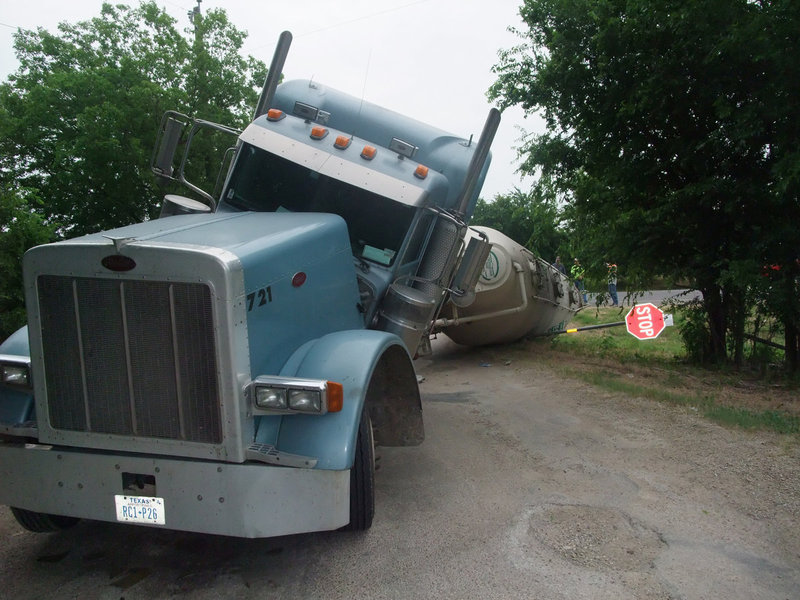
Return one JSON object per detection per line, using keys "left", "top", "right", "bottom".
{"left": 344, "top": 408, "right": 375, "bottom": 531}
{"left": 10, "top": 507, "right": 80, "bottom": 533}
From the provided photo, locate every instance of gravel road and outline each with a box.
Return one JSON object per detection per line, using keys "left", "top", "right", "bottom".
{"left": 588, "top": 288, "right": 703, "bottom": 306}
{"left": 0, "top": 337, "right": 797, "bottom": 599}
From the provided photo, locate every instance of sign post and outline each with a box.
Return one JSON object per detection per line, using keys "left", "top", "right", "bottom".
{"left": 625, "top": 303, "right": 666, "bottom": 340}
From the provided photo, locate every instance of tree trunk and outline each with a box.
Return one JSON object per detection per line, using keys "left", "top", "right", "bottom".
{"left": 726, "top": 285, "right": 746, "bottom": 367}
{"left": 703, "top": 283, "right": 727, "bottom": 363}
{"left": 786, "top": 319, "right": 798, "bottom": 374}
{"left": 783, "top": 260, "right": 799, "bottom": 375}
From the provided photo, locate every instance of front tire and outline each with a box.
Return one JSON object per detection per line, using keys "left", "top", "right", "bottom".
{"left": 10, "top": 507, "right": 80, "bottom": 532}
{"left": 344, "top": 408, "right": 375, "bottom": 531}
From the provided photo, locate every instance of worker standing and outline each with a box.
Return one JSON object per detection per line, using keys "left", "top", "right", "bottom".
{"left": 571, "top": 258, "right": 587, "bottom": 303}
{"left": 607, "top": 262, "right": 618, "bottom": 306}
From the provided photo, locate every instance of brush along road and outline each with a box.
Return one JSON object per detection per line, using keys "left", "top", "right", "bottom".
{"left": 0, "top": 337, "right": 797, "bottom": 599}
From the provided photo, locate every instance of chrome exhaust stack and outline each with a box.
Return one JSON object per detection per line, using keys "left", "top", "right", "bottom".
{"left": 455, "top": 107, "right": 501, "bottom": 217}
{"left": 254, "top": 31, "right": 293, "bottom": 119}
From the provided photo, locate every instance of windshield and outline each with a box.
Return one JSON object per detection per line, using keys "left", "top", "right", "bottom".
{"left": 223, "top": 143, "right": 415, "bottom": 266}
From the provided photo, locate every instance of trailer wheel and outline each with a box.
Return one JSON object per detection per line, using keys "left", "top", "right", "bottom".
{"left": 344, "top": 408, "right": 375, "bottom": 531}
{"left": 10, "top": 507, "right": 80, "bottom": 533}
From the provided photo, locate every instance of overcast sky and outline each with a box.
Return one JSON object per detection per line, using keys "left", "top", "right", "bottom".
{"left": 0, "top": 0, "right": 544, "bottom": 199}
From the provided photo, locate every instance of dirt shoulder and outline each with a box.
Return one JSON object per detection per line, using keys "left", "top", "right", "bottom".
{"left": 422, "top": 336, "right": 800, "bottom": 598}
{"left": 534, "top": 336, "right": 800, "bottom": 420}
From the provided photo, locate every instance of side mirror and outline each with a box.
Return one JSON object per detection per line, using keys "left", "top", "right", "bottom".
{"left": 152, "top": 111, "right": 189, "bottom": 180}
{"left": 149, "top": 111, "right": 240, "bottom": 211}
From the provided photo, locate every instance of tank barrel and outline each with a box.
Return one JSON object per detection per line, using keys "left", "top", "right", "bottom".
{"left": 254, "top": 31, "right": 293, "bottom": 119}
{"left": 437, "top": 227, "right": 582, "bottom": 345}
{"left": 455, "top": 108, "right": 501, "bottom": 216}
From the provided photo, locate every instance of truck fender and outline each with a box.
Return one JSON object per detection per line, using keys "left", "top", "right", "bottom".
{"left": 0, "top": 326, "right": 30, "bottom": 356}
{"left": 276, "top": 330, "right": 423, "bottom": 470}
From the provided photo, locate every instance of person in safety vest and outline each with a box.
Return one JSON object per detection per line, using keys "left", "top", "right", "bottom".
{"left": 571, "top": 258, "right": 587, "bottom": 303}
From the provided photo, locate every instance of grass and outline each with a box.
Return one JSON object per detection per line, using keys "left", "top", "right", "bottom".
{"left": 571, "top": 369, "right": 800, "bottom": 435}
{"left": 550, "top": 304, "right": 686, "bottom": 362}
{"left": 533, "top": 305, "right": 800, "bottom": 437}
{"left": 703, "top": 406, "right": 800, "bottom": 435}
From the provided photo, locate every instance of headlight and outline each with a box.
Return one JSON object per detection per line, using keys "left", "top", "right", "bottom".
{"left": 248, "top": 376, "right": 343, "bottom": 415}
{"left": 1, "top": 357, "right": 31, "bottom": 388}
{"left": 255, "top": 386, "right": 287, "bottom": 410}
{"left": 288, "top": 389, "right": 322, "bottom": 413}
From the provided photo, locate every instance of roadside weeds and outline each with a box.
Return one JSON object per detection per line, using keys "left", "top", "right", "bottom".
{"left": 478, "top": 304, "right": 800, "bottom": 440}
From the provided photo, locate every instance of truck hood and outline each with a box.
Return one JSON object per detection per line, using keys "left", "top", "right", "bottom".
{"left": 55, "top": 211, "right": 351, "bottom": 265}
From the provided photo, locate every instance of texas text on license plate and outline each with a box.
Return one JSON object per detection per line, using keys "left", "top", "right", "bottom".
{"left": 114, "top": 495, "right": 166, "bottom": 525}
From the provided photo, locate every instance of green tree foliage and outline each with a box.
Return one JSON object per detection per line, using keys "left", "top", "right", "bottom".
{"left": 0, "top": 2, "right": 265, "bottom": 236}
{"left": 490, "top": 0, "right": 800, "bottom": 366}
{"left": 472, "top": 188, "right": 568, "bottom": 263}
{"left": 0, "top": 185, "right": 56, "bottom": 339}
{"left": 0, "top": 2, "right": 266, "bottom": 341}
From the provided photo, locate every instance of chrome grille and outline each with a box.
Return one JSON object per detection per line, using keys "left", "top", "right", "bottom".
{"left": 37, "top": 275, "right": 222, "bottom": 443}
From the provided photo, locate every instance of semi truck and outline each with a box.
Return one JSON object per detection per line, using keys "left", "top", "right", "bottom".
{"left": 0, "top": 31, "right": 504, "bottom": 538}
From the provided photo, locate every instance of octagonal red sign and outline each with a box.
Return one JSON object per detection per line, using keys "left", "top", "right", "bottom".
{"left": 625, "top": 303, "right": 666, "bottom": 340}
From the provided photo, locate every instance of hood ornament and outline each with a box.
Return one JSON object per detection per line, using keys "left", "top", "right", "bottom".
{"left": 102, "top": 235, "right": 137, "bottom": 254}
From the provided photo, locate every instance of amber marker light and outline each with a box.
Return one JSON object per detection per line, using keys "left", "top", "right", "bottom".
{"left": 334, "top": 135, "right": 351, "bottom": 149}
{"left": 310, "top": 126, "right": 328, "bottom": 140}
{"left": 326, "top": 382, "right": 344, "bottom": 412}
{"left": 361, "top": 145, "right": 377, "bottom": 160}
{"left": 267, "top": 108, "right": 285, "bottom": 121}
{"left": 414, "top": 164, "right": 429, "bottom": 179}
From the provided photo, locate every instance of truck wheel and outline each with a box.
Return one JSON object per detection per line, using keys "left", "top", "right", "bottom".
{"left": 10, "top": 507, "right": 80, "bottom": 533}
{"left": 344, "top": 408, "right": 375, "bottom": 531}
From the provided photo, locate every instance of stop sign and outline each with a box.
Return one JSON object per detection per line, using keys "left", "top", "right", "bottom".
{"left": 625, "top": 303, "right": 666, "bottom": 340}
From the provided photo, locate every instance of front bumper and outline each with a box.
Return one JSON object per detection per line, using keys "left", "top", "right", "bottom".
{"left": 0, "top": 443, "right": 350, "bottom": 538}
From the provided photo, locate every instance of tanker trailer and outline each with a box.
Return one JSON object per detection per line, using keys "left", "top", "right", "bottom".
{"left": 435, "top": 227, "right": 582, "bottom": 346}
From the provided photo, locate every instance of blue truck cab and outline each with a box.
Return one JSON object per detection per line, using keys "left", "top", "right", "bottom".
{"left": 0, "top": 32, "right": 499, "bottom": 538}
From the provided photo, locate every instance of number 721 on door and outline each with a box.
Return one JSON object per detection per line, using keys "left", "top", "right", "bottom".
{"left": 246, "top": 286, "right": 272, "bottom": 311}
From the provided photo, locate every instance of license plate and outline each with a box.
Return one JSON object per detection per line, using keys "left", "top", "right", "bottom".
{"left": 114, "top": 495, "right": 165, "bottom": 525}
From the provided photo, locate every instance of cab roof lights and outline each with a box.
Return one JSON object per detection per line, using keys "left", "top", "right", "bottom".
{"left": 334, "top": 135, "right": 352, "bottom": 150}
{"left": 361, "top": 145, "right": 377, "bottom": 160}
{"left": 310, "top": 126, "right": 329, "bottom": 140}
{"left": 258, "top": 109, "right": 434, "bottom": 180}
